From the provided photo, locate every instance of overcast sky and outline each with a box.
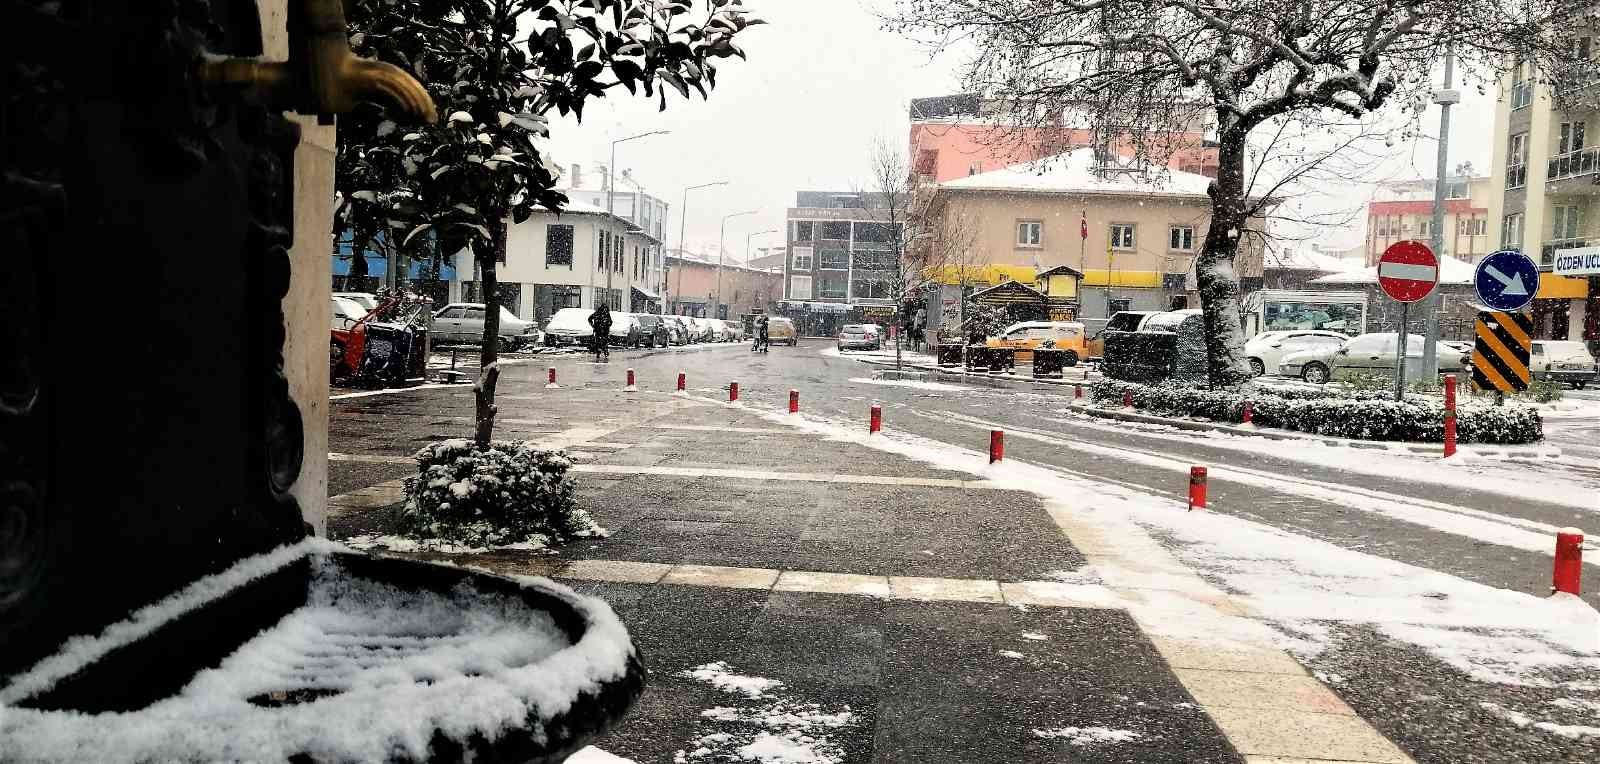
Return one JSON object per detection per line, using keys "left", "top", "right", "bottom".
{"left": 543, "top": 0, "right": 1502, "bottom": 262}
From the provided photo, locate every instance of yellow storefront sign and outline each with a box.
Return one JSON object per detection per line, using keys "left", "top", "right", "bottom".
{"left": 1079, "top": 269, "right": 1162, "bottom": 288}
{"left": 1536, "top": 274, "right": 1589, "bottom": 300}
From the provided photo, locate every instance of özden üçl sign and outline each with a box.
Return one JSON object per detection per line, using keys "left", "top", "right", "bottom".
{"left": 1553, "top": 245, "right": 1600, "bottom": 276}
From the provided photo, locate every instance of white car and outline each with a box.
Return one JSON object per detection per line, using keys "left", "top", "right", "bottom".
{"left": 1245, "top": 330, "right": 1348, "bottom": 377}
{"left": 543, "top": 307, "right": 595, "bottom": 346}
{"left": 333, "top": 291, "right": 378, "bottom": 312}
{"left": 1279, "top": 332, "right": 1469, "bottom": 384}
{"left": 1532, "top": 340, "right": 1600, "bottom": 389}
{"left": 432, "top": 303, "right": 539, "bottom": 350}
{"left": 331, "top": 296, "right": 368, "bottom": 331}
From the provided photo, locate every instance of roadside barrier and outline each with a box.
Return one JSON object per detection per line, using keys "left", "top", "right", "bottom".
{"left": 989, "top": 430, "right": 1004, "bottom": 463}
{"left": 1554, "top": 528, "right": 1584, "bottom": 595}
{"left": 1189, "top": 466, "right": 1207, "bottom": 511}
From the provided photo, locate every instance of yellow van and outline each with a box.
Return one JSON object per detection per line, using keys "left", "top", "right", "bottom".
{"left": 767, "top": 317, "right": 798, "bottom": 346}
{"left": 989, "top": 321, "right": 1087, "bottom": 365}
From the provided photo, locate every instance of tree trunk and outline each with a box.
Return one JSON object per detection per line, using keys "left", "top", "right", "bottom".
{"left": 474, "top": 218, "right": 505, "bottom": 447}
{"left": 348, "top": 235, "right": 370, "bottom": 287}
{"left": 1195, "top": 133, "right": 1253, "bottom": 389}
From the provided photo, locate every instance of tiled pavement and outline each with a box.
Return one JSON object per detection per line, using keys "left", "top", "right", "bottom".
{"left": 326, "top": 380, "right": 1411, "bottom": 763}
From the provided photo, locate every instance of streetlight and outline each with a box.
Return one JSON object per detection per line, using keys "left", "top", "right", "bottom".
{"left": 672, "top": 180, "right": 728, "bottom": 313}
{"left": 744, "top": 229, "right": 778, "bottom": 263}
{"left": 607, "top": 130, "right": 669, "bottom": 218}
{"left": 716, "top": 210, "right": 758, "bottom": 319}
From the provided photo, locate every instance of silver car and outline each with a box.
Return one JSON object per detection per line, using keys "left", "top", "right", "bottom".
{"left": 1279, "top": 332, "right": 1469, "bottom": 384}
{"left": 432, "top": 302, "right": 539, "bottom": 350}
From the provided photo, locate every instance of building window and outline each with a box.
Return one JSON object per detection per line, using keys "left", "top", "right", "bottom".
{"left": 1108, "top": 298, "right": 1132, "bottom": 315}
{"left": 853, "top": 221, "right": 898, "bottom": 243}
{"left": 1419, "top": 220, "right": 1430, "bottom": 238}
{"left": 599, "top": 230, "right": 609, "bottom": 269}
{"left": 1562, "top": 121, "right": 1588, "bottom": 154}
{"left": 789, "top": 275, "right": 812, "bottom": 300}
{"left": 1511, "top": 60, "right": 1532, "bottom": 110}
{"left": 1553, "top": 204, "right": 1583, "bottom": 239}
{"left": 817, "top": 276, "right": 848, "bottom": 298}
{"left": 1016, "top": 221, "right": 1042, "bottom": 247}
{"left": 791, "top": 246, "right": 814, "bottom": 271}
{"left": 1168, "top": 225, "right": 1194, "bottom": 251}
{"left": 820, "top": 221, "right": 851, "bottom": 240}
{"left": 1507, "top": 132, "right": 1528, "bottom": 189}
{"left": 831, "top": 195, "right": 863, "bottom": 209}
{"left": 1501, "top": 212, "right": 1524, "bottom": 249}
{"left": 1444, "top": 180, "right": 1469, "bottom": 199}
{"left": 818, "top": 248, "right": 849, "bottom": 269}
{"left": 968, "top": 162, "right": 981, "bottom": 176}
{"left": 546, "top": 224, "right": 574, "bottom": 266}
{"left": 852, "top": 279, "right": 890, "bottom": 299}
{"left": 1110, "top": 223, "right": 1136, "bottom": 250}
{"left": 793, "top": 220, "right": 815, "bottom": 242}
{"left": 614, "top": 235, "right": 624, "bottom": 273}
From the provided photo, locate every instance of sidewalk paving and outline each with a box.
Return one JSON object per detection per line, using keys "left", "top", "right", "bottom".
{"left": 325, "top": 376, "right": 1413, "bottom": 763}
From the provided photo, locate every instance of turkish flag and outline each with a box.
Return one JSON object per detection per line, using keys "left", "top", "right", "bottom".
{"left": 1080, "top": 211, "right": 1088, "bottom": 240}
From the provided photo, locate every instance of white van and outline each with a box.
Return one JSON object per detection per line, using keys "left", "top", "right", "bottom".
{"left": 1532, "top": 340, "right": 1599, "bottom": 389}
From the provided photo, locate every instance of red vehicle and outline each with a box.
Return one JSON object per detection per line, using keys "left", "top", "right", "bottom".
{"left": 331, "top": 292, "right": 433, "bottom": 385}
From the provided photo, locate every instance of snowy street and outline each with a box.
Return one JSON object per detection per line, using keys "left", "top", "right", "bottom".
{"left": 325, "top": 340, "right": 1600, "bottom": 763}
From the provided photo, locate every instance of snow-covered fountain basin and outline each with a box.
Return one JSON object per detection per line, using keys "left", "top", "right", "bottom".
{"left": 0, "top": 538, "right": 646, "bottom": 762}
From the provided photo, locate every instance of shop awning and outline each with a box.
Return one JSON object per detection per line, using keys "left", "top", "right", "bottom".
{"left": 631, "top": 285, "right": 660, "bottom": 301}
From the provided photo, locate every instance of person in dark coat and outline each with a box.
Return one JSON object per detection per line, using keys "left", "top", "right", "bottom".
{"left": 587, "top": 304, "right": 612, "bottom": 361}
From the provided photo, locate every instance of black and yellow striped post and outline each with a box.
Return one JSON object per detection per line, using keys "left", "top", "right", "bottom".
{"left": 1471, "top": 311, "right": 1533, "bottom": 394}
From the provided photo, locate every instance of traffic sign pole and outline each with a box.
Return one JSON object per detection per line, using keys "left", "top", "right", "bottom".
{"left": 1379, "top": 241, "right": 1439, "bottom": 402}
{"left": 1394, "top": 301, "right": 1409, "bottom": 401}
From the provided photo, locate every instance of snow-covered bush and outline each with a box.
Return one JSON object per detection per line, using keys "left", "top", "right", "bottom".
{"left": 398, "top": 439, "right": 605, "bottom": 549}
{"left": 1092, "top": 380, "right": 1542, "bottom": 444}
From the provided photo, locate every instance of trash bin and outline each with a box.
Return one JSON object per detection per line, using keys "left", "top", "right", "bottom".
{"left": 1034, "top": 348, "right": 1065, "bottom": 378}
{"left": 937, "top": 342, "right": 964, "bottom": 367}
{"left": 989, "top": 347, "right": 1015, "bottom": 373}
{"left": 966, "top": 344, "right": 990, "bottom": 370}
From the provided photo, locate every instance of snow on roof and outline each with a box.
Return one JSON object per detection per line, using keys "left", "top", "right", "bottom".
{"left": 1264, "top": 246, "right": 1358, "bottom": 274}
{"left": 1309, "top": 253, "right": 1477, "bottom": 286}
{"left": 939, "top": 148, "right": 1214, "bottom": 199}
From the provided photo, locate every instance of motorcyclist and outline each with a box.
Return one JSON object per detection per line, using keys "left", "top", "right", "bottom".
{"left": 587, "top": 304, "right": 612, "bottom": 361}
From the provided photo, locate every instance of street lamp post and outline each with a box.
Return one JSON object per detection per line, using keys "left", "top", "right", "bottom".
{"left": 716, "top": 210, "right": 758, "bottom": 320}
{"left": 738, "top": 229, "right": 777, "bottom": 319}
{"left": 606, "top": 130, "right": 668, "bottom": 308}
{"left": 673, "top": 180, "right": 728, "bottom": 314}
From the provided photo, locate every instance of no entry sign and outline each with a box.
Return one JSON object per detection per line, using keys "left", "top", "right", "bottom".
{"left": 1378, "top": 240, "right": 1439, "bottom": 303}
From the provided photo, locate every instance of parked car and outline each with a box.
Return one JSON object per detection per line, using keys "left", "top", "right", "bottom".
{"left": 1087, "top": 310, "right": 1159, "bottom": 359}
{"left": 706, "top": 318, "right": 729, "bottom": 342}
{"left": 1244, "top": 330, "right": 1348, "bottom": 377}
{"left": 1279, "top": 332, "right": 1469, "bottom": 384}
{"left": 332, "top": 295, "right": 368, "bottom": 331}
{"left": 632, "top": 314, "right": 672, "bottom": 348}
{"left": 542, "top": 307, "right": 594, "bottom": 347}
{"left": 837, "top": 324, "right": 882, "bottom": 351}
{"left": 723, "top": 320, "right": 745, "bottom": 341}
{"left": 663, "top": 316, "right": 690, "bottom": 345}
{"left": 1532, "top": 340, "right": 1600, "bottom": 389}
{"left": 686, "top": 317, "right": 715, "bottom": 342}
{"left": 333, "top": 291, "right": 379, "bottom": 312}
{"left": 767, "top": 316, "right": 798, "bottom": 346}
{"left": 988, "top": 321, "right": 1086, "bottom": 365}
{"left": 606, "top": 312, "right": 641, "bottom": 347}
{"left": 432, "top": 303, "right": 538, "bottom": 350}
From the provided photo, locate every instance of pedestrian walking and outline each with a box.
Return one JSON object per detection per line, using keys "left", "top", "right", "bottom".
{"left": 587, "top": 304, "right": 612, "bottom": 362}
{"left": 752, "top": 314, "right": 770, "bottom": 353}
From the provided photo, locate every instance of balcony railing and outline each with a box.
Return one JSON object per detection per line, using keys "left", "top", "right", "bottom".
{"left": 1542, "top": 237, "right": 1590, "bottom": 267}
{"left": 1547, "top": 148, "right": 1600, "bottom": 181}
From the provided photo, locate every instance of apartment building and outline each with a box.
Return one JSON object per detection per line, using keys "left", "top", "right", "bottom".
{"left": 908, "top": 93, "right": 1221, "bottom": 183}
{"left": 664, "top": 249, "right": 782, "bottom": 319}
{"left": 562, "top": 164, "right": 670, "bottom": 311}
{"left": 1486, "top": 47, "right": 1600, "bottom": 343}
{"left": 450, "top": 199, "right": 659, "bottom": 325}
{"left": 1364, "top": 174, "right": 1492, "bottom": 265}
{"left": 920, "top": 149, "right": 1266, "bottom": 328}
{"left": 780, "top": 191, "right": 906, "bottom": 332}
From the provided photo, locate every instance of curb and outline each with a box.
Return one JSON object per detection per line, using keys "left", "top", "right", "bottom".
{"left": 856, "top": 358, "right": 1097, "bottom": 389}
{"left": 1070, "top": 404, "right": 1561, "bottom": 459}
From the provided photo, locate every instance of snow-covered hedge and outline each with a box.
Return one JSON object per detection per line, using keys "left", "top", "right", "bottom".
{"left": 399, "top": 440, "right": 605, "bottom": 549}
{"left": 1091, "top": 380, "right": 1542, "bottom": 444}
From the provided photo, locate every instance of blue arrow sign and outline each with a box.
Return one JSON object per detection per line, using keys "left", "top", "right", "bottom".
{"left": 1475, "top": 249, "right": 1541, "bottom": 312}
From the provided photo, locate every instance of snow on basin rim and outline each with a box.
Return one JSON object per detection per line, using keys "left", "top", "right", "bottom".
{"left": 0, "top": 539, "right": 638, "bottom": 762}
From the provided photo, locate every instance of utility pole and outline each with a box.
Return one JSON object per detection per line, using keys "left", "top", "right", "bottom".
{"left": 673, "top": 180, "right": 727, "bottom": 313}
{"left": 716, "top": 209, "right": 758, "bottom": 320}
{"left": 1423, "top": 44, "right": 1457, "bottom": 382}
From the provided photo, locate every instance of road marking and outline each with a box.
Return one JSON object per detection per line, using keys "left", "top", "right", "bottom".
{"left": 569, "top": 463, "right": 1002, "bottom": 490}
{"left": 329, "top": 453, "right": 412, "bottom": 464}
{"left": 330, "top": 383, "right": 453, "bottom": 401}
{"left": 647, "top": 424, "right": 794, "bottom": 434}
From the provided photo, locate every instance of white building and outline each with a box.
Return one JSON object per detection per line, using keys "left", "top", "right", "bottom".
{"left": 562, "top": 164, "right": 671, "bottom": 310}
{"left": 450, "top": 198, "right": 662, "bottom": 325}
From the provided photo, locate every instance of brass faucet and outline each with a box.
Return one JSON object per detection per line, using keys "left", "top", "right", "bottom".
{"left": 200, "top": 0, "right": 437, "bottom": 123}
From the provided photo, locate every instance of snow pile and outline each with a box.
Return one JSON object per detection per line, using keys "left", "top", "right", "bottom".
{"left": 1482, "top": 702, "right": 1600, "bottom": 739}
{"left": 847, "top": 377, "right": 970, "bottom": 392}
{"left": 343, "top": 533, "right": 551, "bottom": 554}
{"left": 673, "top": 662, "right": 854, "bottom": 764}
{"left": 1092, "top": 379, "right": 1543, "bottom": 444}
{"left": 1031, "top": 726, "right": 1142, "bottom": 745}
{"left": 0, "top": 542, "right": 640, "bottom": 762}
{"left": 398, "top": 439, "right": 606, "bottom": 549}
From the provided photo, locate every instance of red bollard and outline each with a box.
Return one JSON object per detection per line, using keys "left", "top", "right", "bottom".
{"left": 789, "top": 389, "right": 799, "bottom": 413}
{"left": 625, "top": 368, "right": 637, "bottom": 392}
{"left": 1188, "top": 466, "right": 1208, "bottom": 511}
{"left": 1123, "top": 389, "right": 1134, "bottom": 408}
{"left": 989, "top": 430, "right": 1004, "bottom": 463}
{"left": 1443, "top": 374, "right": 1457, "bottom": 458}
{"left": 729, "top": 381, "right": 739, "bottom": 402}
{"left": 1241, "top": 400, "right": 1253, "bottom": 425}
{"left": 1074, "top": 385, "right": 1083, "bottom": 400}
{"left": 1554, "top": 528, "right": 1584, "bottom": 595}
{"left": 870, "top": 404, "right": 882, "bottom": 434}
{"left": 545, "top": 366, "right": 559, "bottom": 389}
{"left": 677, "top": 372, "right": 686, "bottom": 392}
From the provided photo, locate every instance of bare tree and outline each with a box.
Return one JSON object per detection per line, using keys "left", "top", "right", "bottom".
{"left": 892, "top": 0, "right": 1578, "bottom": 387}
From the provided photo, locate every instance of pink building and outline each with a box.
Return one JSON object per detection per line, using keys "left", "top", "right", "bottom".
{"left": 908, "top": 94, "right": 1222, "bottom": 182}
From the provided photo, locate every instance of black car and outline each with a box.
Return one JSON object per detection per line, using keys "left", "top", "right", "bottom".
{"left": 631, "top": 314, "right": 672, "bottom": 348}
